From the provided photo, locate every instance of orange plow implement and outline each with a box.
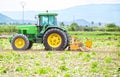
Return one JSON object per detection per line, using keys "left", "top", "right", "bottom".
{"left": 69, "top": 36, "right": 92, "bottom": 51}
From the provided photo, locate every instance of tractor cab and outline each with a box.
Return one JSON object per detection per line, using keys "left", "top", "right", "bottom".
{"left": 37, "top": 13, "right": 58, "bottom": 26}
{"left": 36, "top": 13, "right": 59, "bottom": 37}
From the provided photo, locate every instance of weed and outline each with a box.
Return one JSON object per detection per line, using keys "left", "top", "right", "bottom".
{"left": 0, "top": 67, "right": 7, "bottom": 74}
{"left": 78, "top": 52, "right": 83, "bottom": 56}
{"left": 5, "top": 55, "right": 12, "bottom": 60}
{"left": 64, "top": 73, "right": 72, "bottom": 77}
{"left": 117, "top": 67, "right": 120, "bottom": 72}
{"left": 90, "top": 68, "right": 98, "bottom": 73}
{"left": 58, "top": 65, "right": 69, "bottom": 71}
{"left": 91, "top": 61, "right": 99, "bottom": 68}
{"left": 91, "top": 51, "right": 96, "bottom": 56}
{"left": 83, "top": 53, "right": 91, "bottom": 62}
{"left": 0, "top": 54, "right": 3, "bottom": 59}
{"left": 104, "top": 74, "right": 112, "bottom": 77}
{"left": 35, "top": 61, "right": 41, "bottom": 66}
{"left": 90, "top": 61, "right": 99, "bottom": 73}
{"left": 86, "top": 54, "right": 91, "bottom": 58}
{"left": 107, "top": 42, "right": 111, "bottom": 46}
{"left": 104, "top": 57, "right": 112, "bottom": 63}
{"left": 102, "top": 69, "right": 109, "bottom": 75}
{"left": 117, "top": 51, "right": 120, "bottom": 56}
{"left": 36, "top": 67, "right": 48, "bottom": 74}
{"left": 117, "top": 41, "right": 120, "bottom": 47}
{"left": 35, "top": 67, "right": 51, "bottom": 74}
{"left": 52, "top": 74, "right": 57, "bottom": 77}
{"left": 15, "top": 66, "right": 27, "bottom": 72}
{"left": 64, "top": 51, "right": 71, "bottom": 55}
{"left": 60, "top": 55, "right": 65, "bottom": 61}
{"left": 46, "top": 51, "right": 53, "bottom": 58}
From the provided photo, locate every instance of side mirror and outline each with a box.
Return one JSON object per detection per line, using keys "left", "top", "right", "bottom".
{"left": 35, "top": 15, "right": 38, "bottom": 19}
{"left": 35, "top": 24, "right": 38, "bottom": 26}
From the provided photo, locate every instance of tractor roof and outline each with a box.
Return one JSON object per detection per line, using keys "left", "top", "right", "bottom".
{"left": 38, "top": 13, "right": 58, "bottom": 16}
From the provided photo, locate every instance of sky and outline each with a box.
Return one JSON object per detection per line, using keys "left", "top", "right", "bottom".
{"left": 0, "top": 0, "right": 120, "bottom": 11}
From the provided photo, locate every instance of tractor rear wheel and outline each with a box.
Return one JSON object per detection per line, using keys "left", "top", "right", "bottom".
{"left": 65, "top": 32, "right": 70, "bottom": 49}
{"left": 11, "top": 34, "right": 29, "bottom": 50}
{"left": 43, "top": 28, "right": 68, "bottom": 50}
{"left": 27, "top": 41, "right": 33, "bottom": 49}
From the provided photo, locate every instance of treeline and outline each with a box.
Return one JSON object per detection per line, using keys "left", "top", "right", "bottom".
{"left": 0, "top": 25, "right": 17, "bottom": 34}
{"left": 0, "top": 23, "right": 120, "bottom": 35}
{"left": 68, "top": 23, "right": 120, "bottom": 31}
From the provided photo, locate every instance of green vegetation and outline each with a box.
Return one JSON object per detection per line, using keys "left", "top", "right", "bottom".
{"left": 68, "top": 31, "right": 120, "bottom": 40}
{"left": 104, "top": 57, "right": 112, "bottom": 63}
{"left": 0, "top": 25, "right": 17, "bottom": 34}
{"left": 0, "top": 23, "right": 120, "bottom": 35}
{"left": 105, "top": 23, "right": 120, "bottom": 31}
{"left": 117, "top": 51, "right": 120, "bottom": 57}
{"left": 68, "top": 23, "right": 120, "bottom": 31}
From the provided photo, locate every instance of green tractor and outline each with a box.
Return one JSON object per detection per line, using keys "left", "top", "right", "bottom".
{"left": 10, "top": 12, "right": 69, "bottom": 50}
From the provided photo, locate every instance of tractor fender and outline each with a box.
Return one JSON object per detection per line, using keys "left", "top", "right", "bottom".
{"left": 45, "top": 26, "right": 67, "bottom": 33}
{"left": 42, "top": 26, "right": 67, "bottom": 39}
{"left": 41, "top": 27, "right": 67, "bottom": 43}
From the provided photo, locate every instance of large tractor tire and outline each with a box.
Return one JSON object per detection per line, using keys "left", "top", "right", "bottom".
{"left": 11, "top": 34, "right": 30, "bottom": 50}
{"left": 27, "top": 41, "right": 33, "bottom": 49}
{"left": 65, "top": 32, "right": 70, "bottom": 48}
{"left": 43, "top": 28, "right": 68, "bottom": 50}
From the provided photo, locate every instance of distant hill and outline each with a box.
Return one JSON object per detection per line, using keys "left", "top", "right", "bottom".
{"left": 0, "top": 13, "right": 14, "bottom": 23}
{"left": 0, "top": 13, "right": 36, "bottom": 24}
{"left": 57, "top": 4, "right": 120, "bottom": 25}
{"left": 1, "top": 4, "right": 120, "bottom": 25}
{"left": 63, "top": 19, "right": 90, "bottom": 26}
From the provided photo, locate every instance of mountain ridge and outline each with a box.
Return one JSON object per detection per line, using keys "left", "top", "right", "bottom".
{"left": 0, "top": 13, "right": 14, "bottom": 23}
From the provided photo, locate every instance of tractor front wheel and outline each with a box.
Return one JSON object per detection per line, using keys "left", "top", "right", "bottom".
{"left": 43, "top": 28, "right": 68, "bottom": 50}
{"left": 11, "top": 34, "right": 30, "bottom": 50}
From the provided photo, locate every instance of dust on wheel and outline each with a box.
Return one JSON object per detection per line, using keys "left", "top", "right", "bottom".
{"left": 43, "top": 28, "right": 68, "bottom": 50}
{"left": 11, "top": 34, "right": 30, "bottom": 50}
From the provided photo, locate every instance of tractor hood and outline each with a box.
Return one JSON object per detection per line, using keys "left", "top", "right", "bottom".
{"left": 17, "top": 25, "right": 38, "bottom": 34}
{"left": 17, "top": 25, "right": 37, "bottom": 30}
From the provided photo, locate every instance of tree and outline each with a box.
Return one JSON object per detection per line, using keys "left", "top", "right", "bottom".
{"left": 105, "top": 23, "right": 118, "bottom": 31}
{"left": 98, "top": 22, "right": 101, "bottom": 26}
{"left": 60, "top": 22, "right": 65, "bottom": 26}
{"left": 105, "top": 23, "right": 117, "bottom": 28}
{"left": 68, "top": 23, "right": 79, "bottom": 31}
{"left": 84, "top": 26, "right": 94, "bottom": 31}
{"left": 91, "top": 21, "right": 94, "bottom": 26}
